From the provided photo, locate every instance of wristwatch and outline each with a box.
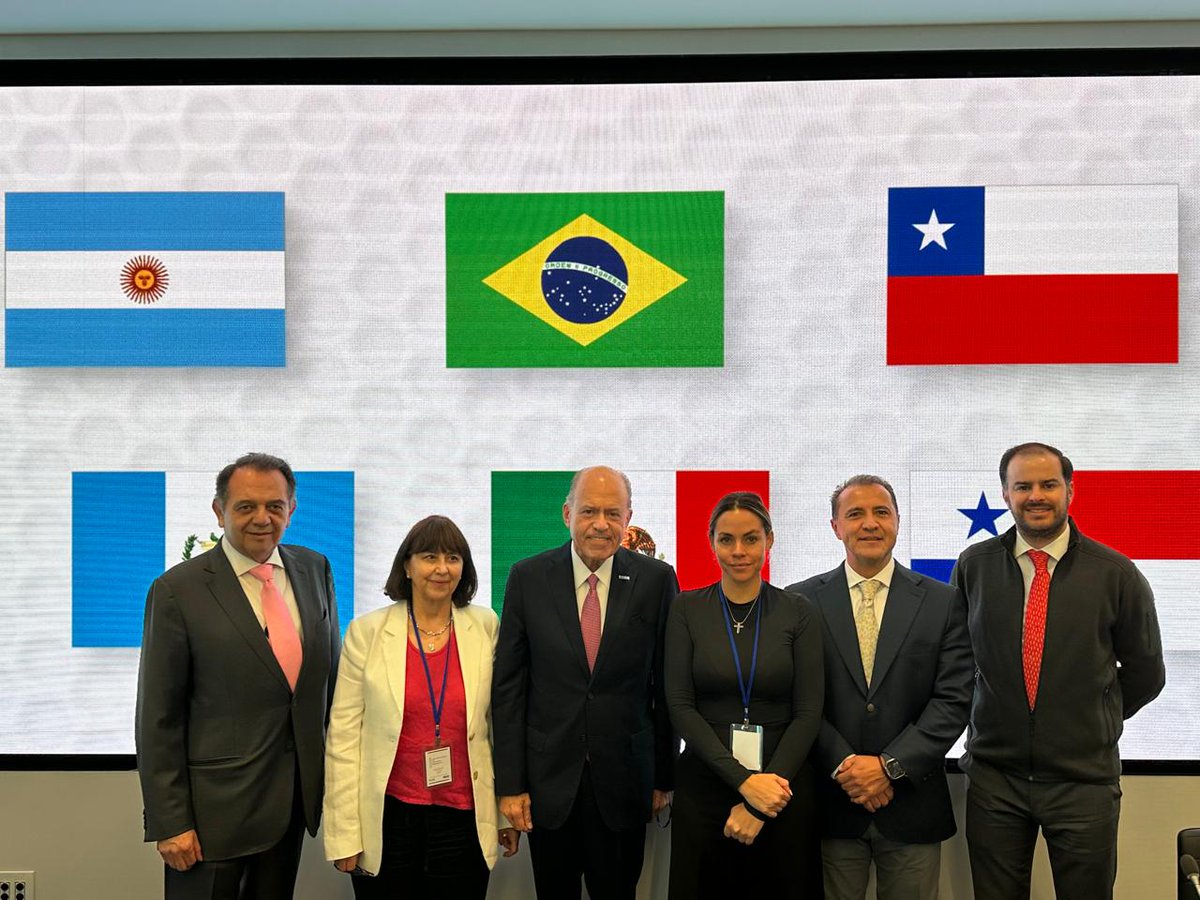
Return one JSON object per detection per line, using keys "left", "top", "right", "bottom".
{"left": 881, "top": 753, "right": 906, "bottom": 780}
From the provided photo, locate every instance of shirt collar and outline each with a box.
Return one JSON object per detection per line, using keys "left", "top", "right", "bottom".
{"left": 571, "top": 544, "right": 615, "bottom": 590}
{"left": 221, "top": 537, "right": 284, "bottom": 577}
{"left": 844, "top": 557, "right": 895, "bottom": 590}
{"left": 1013, "top": 523, "right": 1071, "bottom": 563}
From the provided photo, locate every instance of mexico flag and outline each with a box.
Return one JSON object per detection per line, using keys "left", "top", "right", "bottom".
{"left": 489, "top": 469, "right": 769, "bottom": 612}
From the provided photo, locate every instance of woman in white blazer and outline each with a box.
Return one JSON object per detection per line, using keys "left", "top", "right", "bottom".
{"left": 324, "top": 515, "right": 519, "bottom": 899}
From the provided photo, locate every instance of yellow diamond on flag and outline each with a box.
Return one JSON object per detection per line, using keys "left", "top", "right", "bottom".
{"left": 482, "top": 214, "right": 687, "bottom": 347}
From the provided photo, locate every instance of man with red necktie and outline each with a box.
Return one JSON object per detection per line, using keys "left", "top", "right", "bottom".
{"left": 492, "top": 465, "right": 679, "bottom": 899}
{"left": 136, "top": 453, "right": 341, "bottom": 900}
{"left": 952, "top": 442, "right": 1165, "bottom": 900}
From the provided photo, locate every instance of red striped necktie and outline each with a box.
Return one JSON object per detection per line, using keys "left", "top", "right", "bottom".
{"left": 581, "top": 573, "right": 601, "bottom": 671}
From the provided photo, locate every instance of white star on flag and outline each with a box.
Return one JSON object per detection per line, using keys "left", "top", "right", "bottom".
{"left": 912, "top": 209, "right": 955, "bottom": 250}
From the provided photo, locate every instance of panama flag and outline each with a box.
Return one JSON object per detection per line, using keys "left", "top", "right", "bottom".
{"left": 71, "top": 470, "right": 353, "bottom": 647}
{"left": 887, "top": 185, "right": 1178, "bottom": 365}
{"left": 908, "top": 469, "right": 1200, "bottom": 582}
{"left": 489, "top": 469, "right": 769, "bottom": 612}
{"left": 5, "top": 192, "right": 285, "bottom": 367}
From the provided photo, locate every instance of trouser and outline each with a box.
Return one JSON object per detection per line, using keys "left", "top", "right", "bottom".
{"left": 965, "top": 761, "right": 1121, "bottom": 900}
{"left": 821, "top": 823, "right": 940, "bottom": 900}
{"left": 527, "top": 763, "right": 647, "bottom": 900}
{"left": 351, "top": 796, "right": 489, "bottom": 900}
{"left": 164, "top": 774, "right": 305, "bottom": 900}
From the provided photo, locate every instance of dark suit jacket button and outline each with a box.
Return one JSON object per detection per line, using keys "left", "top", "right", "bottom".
{"left": 587, "top": 692, "right": 595, "bottom": 700}
{"left": 866, "top": 703, "right": 876, "bottom": 714}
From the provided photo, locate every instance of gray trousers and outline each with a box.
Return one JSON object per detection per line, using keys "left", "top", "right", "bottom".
{"left": 965, "top": 761, "right": 1121, "bottom": 900}
{"left": 822, "top": 823, "right": 941, "bottom": 900}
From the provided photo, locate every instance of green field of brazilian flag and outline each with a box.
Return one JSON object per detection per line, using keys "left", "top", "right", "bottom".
{"left": 446, "top": 191, "right": 724, "bottom": 367}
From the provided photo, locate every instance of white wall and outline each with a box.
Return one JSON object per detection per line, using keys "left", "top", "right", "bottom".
{"left": 0, "top": 770, "right": 1192, "bottom": 899}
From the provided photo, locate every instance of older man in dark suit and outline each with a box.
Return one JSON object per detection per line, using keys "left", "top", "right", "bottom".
{"left": 136, "top": 452, "right": 341, "bottom": 900}
{"left": 492, "top": 465, "right": 678, "bottom": 900}
{"left": 788, "top": 474, "right": 972, "bottom": 900}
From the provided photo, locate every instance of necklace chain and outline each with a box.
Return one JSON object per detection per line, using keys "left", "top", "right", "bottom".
{"left": 726, "top": 595, "right": 759, "bottom": 634}
{"left": 415, "top": 613, "right": 453, "bottom": 650}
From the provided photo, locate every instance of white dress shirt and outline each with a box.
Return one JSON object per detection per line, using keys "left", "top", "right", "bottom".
{"left": 1012, "top": 522, "right": 1071, "bottom": 611}
{"left": 571, "top": 545, "right": 615, "bottom": 632}
{"left": 844, "top": 557, "right": 896, "bottom": 628}
{"left": 221, "top": 538, "right": 303, "bottom": 638}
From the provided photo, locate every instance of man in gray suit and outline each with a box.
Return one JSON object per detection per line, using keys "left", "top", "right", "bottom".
{"left": 136, "top": 452, "right": 341, "bottom": 900}
{"left": 788, "top": 475, "right": 972, "bottom": 900}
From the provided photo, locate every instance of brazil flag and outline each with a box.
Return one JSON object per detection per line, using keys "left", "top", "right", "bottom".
{"left": 446, "top": 191, "right": 724, "bottom": 367}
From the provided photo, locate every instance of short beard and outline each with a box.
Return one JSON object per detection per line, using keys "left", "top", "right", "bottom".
{"left": 1016, "top": 511, "right": 1068, "bottom": 544}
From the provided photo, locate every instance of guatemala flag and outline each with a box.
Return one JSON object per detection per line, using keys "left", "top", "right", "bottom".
{"left": 71, "top": 470, "right": 354, "bottom": 647}
{"left": 5, "top": 192, "right": 285, "bottom": 367}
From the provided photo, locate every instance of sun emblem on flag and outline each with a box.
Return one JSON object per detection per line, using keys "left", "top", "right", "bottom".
{"left": 120, "top": 255, "right": 169, "bottom": 304}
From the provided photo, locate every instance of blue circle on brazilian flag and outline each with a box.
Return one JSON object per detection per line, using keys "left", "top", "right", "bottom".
{"left": 541, "top": 236, "right": 629, "bottom": 324}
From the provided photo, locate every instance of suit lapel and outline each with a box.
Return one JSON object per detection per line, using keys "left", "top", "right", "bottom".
{"left": 549, "top": 545, "right": 591, "bottom": 679}
{"left": 382, "top": 603, "right": 409, "bottom": 719}
{"left": 280, "top": 544, "right": 319, "bottom": 667}
{"left": 816, "top": 567, "right": 869, "bottom": 696}
{"left": 868, "top": 565, "right": 924, "bottom": 697}
{"left": 454, "top": 608, "right": 482, "bottom": 731}
{"left": 204, "top": 544, "right": 291, "bottom": 691}
{"left": 591, "top": 549, "right": 635, "bottom": 681}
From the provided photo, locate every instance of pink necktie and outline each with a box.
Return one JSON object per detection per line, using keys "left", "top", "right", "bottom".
{"left": 581, "top": 573, "right": 601, "bottom": 671}
{"left": 250, "top": 563, "right": 303, "bottom": 691}
{"left": 1023, "top": 550, "right": 1050, "bottom": 710}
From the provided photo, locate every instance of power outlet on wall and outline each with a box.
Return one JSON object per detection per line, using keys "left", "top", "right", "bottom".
{"left": 0, "top": 872, "right": 34, "bottom": 900}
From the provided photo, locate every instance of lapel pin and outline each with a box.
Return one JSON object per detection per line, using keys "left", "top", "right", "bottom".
{"left": 618, "top": 574, "right": 631, "bottom": 581}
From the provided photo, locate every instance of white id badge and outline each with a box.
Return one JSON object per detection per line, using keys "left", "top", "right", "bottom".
{"left": 729, "top": 723, "right": 764, "bottom": 772}
{"left": 424, "top": 744, "right": 453, "bottom": 787}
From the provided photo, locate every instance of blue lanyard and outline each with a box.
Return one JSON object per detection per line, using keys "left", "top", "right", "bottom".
{"left": 408, "top": 604, "right": 452, "bottom": 744}
{"left": 718, "top": 583, "right": 762, "bottom": 725}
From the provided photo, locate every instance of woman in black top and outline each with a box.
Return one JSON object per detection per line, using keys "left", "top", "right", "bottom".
{"left": 665, "top": 491, "right": 824, "bottom": 899}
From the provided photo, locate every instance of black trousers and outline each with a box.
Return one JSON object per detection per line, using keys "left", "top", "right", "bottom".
{"left": 668, "top": 751, "right": 824, "bottom": 900}
{"left": 164, "top": 773, "right": 305, "bottom": 900}
{"left": 351, "top": 797, "right": 489, "bottom": 900}
{"left": 966, "top": 760, "right": 1121, "bottom": 900}
{"left": 527, "top": 763, "right": 647, "bottom": 900}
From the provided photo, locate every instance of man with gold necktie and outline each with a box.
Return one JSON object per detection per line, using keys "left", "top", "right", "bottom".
{"left": 789, "top": 474, "right": 972, "bottom": 900}
{"left": 952, "top": 442, "right": 1165, "bottom": 900}
{"left": 136, "top": 453, "right": 341, "bottom": 900}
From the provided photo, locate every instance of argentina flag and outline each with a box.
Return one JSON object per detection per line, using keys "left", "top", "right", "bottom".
{"left": 4, "top": 191, "right": 285, "bottom": 367}
{"left": 71, "top": 469, "right": 354, "bottom": 647}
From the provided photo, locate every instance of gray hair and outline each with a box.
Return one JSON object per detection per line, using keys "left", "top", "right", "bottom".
{"left": 565, "top": 466, "right": 633, "bottom": 507}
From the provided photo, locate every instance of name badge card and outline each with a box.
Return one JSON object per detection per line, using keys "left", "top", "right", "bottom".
{"left": 424, "top": 745, "right": 453, "bottom": 787}
{"left": 730, "top": 723, "right": 764, "bottom": 771}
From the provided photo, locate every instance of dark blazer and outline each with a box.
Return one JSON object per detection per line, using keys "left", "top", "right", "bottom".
{"left": 492, "top": 543, "right": 678, "bottom": 831}
{"left": 136, "top": 541, "right": 341, "bottom": 861}
{"left": 788, "top": 562, "right": 972, "bottom": 844}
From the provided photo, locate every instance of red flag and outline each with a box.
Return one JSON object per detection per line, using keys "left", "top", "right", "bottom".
{"left": 675, "top": 470, "right": 770, "bottom": 590}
